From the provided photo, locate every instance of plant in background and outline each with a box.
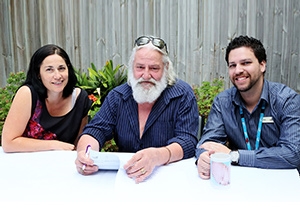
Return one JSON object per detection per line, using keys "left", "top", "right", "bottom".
{"left": 75, "top": 60, "right": 127, "bottom": 119}
{"left": 0, "top": 71, "right": 26, "bottom": 139}
{"left": 75, "top": 60, "right": 127, "bottom": 152}
{"left": 75, "top": 67, "right": 101, "bottom": 119}
{"left": 193, "top": 77, "right": 224, "bottom": 123}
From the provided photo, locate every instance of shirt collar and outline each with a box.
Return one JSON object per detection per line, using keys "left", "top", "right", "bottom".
{"left": 232, "top": 79, "right": 270, "bottom": 107}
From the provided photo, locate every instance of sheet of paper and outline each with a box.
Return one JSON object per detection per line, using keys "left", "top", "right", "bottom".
{"left": 113, "top": 158, "right": 196, "bottom": 202}
{"left": 89, "top": 150, "right": 120, "bottom": 170}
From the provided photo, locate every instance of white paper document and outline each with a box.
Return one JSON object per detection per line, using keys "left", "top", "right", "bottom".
{"left": 88, "top": 151, "right": 202, "bottom": 202}
{"left": 113, "top": 159, "right": 196, "bottom": 202}
{"left": 89, "top": 150, "right": 121, "bottom": 170}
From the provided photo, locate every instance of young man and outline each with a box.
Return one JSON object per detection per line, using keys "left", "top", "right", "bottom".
{"left": 75, "top": 36, "right": 199, "bottom": 183}
{"left": 196, "top": 35, "right": 300, "bottom": 179}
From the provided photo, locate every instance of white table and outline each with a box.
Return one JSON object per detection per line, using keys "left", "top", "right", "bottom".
{"left": 0, "top": 147, "right": 299, "bottom": 222}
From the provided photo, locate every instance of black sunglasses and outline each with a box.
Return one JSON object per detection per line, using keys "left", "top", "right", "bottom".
{"left": 134, "top": 36, "right": 168, "bottom": 54}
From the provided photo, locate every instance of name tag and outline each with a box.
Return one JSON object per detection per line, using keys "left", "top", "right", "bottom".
{"left": 262, "top": 116, "right": 274, "bottom": 123}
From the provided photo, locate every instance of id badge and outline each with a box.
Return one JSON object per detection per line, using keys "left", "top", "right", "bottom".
{"left": 262, "top": 116, "right": 274, "bottom": 123}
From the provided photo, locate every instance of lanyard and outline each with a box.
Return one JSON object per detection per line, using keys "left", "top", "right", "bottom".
{"left": 239, "top": 100, "right": 266, "bottom": 150}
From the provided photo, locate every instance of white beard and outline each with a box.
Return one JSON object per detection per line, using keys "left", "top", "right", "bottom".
{"left": 129, "top": 74, "right": 167, "bottom": 104}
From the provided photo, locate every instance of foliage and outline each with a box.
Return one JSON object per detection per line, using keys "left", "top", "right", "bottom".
{"left": 75, "top": 60, "right": 127, "bottom": 152}
{"left": 193, "top": 77, "right": 224, "bottom": 123}
{"left": 0, "top": 71, "right": 26, "bottom": 137}
{"left": 100, "top": 138, "right": 118, "bottom": 152}
{"left": 75, "top": 60, "right": 127, "bottom": 119}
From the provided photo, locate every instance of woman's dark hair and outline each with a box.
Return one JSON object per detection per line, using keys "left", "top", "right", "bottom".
{"left": 225, "top": 35, "right": 267, "bottom": 65}
{"left": 23, "top": 44, "right": 77, "bottom": 99}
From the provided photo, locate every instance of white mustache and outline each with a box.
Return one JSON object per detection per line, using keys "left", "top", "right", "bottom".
{"left": 136, "top": 78, "right": 157, "bottom": 85}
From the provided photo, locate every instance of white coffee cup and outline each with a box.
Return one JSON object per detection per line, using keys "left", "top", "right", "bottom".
{"left": 210, "top": 153, "right": 231, "bottom": 187}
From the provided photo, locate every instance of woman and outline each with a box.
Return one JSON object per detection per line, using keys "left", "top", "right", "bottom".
{"left": 1, "top": 44, "right": 91, "bottom": 152}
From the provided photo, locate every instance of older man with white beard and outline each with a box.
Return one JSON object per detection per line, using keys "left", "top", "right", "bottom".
{"left": 75, "top": 36, "right": 199, "bottom": 183}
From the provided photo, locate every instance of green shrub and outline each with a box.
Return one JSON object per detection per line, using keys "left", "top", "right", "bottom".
{"left": 75, "top": 60, "right": 127, "bottom": 119}
{"left": 0, "top": 71, "right": 26, "bottom": 139}
{"left": 193, "top": 77, "right": 224, "bottom": 123}
{"left": 75, "top": 60, "right": 127, "bottom": 152}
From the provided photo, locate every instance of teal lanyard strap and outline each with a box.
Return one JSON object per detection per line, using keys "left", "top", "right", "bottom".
{"left": 239, "top": 100, "right": 266, "bottom": 150}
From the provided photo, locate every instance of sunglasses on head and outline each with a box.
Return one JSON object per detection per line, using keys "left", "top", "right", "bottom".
{"left": 134, "top": 36, "right": 168, "bottom": 54}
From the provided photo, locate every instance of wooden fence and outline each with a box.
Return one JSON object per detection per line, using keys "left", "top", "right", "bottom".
{"left": 1, "top": 0, "right": 299, "bottom": 92}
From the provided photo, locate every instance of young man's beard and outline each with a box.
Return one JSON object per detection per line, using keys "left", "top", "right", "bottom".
{"left": 129, "top": 73, "right": 168, "bottom": 104}
{"left": 232, "top": 74, "right": 262, "bottom": 93}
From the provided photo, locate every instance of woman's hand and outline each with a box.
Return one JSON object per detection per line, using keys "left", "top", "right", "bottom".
{"left": 56, "top": 141, "right": 75, "bottom": 151}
